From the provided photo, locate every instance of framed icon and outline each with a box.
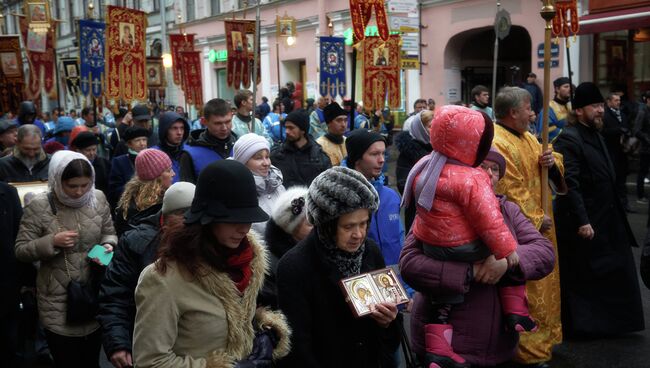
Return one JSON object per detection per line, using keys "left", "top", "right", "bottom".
{"left": 339, "top": 267, "right": 409, "bottom": 317}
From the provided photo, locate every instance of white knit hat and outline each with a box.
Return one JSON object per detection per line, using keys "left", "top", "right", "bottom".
{"left": 162, "top": 181, "right": 196, "bottom": 214}
{"left": 233, "top": 133, "right": 270, "bottom": 164}
{"left": 271, "top": 186, "right": 309, "bottom": 234}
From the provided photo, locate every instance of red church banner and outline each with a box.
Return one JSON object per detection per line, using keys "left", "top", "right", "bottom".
{"left": 0, "top": 36, "right": 25, "bottom": 113}
{"left": 349, "top": 0, "right": 390, "bottom": 43}
{"left": 169, "top": 33, "right": 195, "bottom": 89}
{"left": 105, "top": 6, "right": 147, "bottom": 103}
{"left": 179, "top": 51, "right": 203, "bottom": 109}
{"left": 19, "top": 18, "right": 56, "bottom": 99}
{"left": 362, "top": 35, "right": 401, "bottom": 111}
{"left": 225, "top": 20, "right": 250, "bottom": 89}
{"left": 553, "top": 0, "right": 580, "bottom": 37}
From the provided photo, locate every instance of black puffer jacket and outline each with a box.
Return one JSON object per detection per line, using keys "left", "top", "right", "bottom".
{"left": 258, "top": 219, "right": 298, "bottom": 309}
{"left": 97, "top": 212, "right": 160, "bottom": 358}
{"left": 270, "top": 138, "right": 331, "bottom": 188}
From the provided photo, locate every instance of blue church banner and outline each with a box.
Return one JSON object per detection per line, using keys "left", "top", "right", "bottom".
{"left": 319, "top": 36, "right": 346, "bottom": 99}
{"left": 79, "top": 20, "right": 105, "bottom": 97}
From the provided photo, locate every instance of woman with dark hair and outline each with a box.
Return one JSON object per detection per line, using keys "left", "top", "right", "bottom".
{"left": 276, "top": 166, "right": 400, "bottom": 367}
{"left": 133, "top": 160, "right": 291, "bottom": 367}
{"left": 15, "top": 150, "right": 116, "bottom": 367}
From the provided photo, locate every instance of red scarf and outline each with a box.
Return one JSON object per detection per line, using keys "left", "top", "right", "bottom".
{"left": 222, "top": 238, "right": 254, "bottom": 293}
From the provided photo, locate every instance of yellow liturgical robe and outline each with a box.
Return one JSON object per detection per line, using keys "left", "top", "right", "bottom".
{"left": 493, "top": 123, "right": 563, "bottom": 364}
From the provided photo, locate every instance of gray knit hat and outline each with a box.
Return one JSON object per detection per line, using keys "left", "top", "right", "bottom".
{"left": 162, "top": 181, "right": 196, "bottom": 215}
{"left": 307, "top": 166, "right": 379, "bottom": 227}
{"left": 272, "top": 186, "right": 309, "bottom": 234}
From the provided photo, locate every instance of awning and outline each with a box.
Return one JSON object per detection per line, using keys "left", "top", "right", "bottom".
{"left": 578, "top": 6, "right": 650, "bottom": 35}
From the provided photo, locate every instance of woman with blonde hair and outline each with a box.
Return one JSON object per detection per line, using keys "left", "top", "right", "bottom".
{"left": 115, "top": 148, "right": 174, "bottom": 235}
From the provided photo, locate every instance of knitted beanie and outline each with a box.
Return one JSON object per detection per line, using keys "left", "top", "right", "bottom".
{"left": 271, "top": 186, "right": 309, "bottom": 234}
{"left": 285, "top": 110, "right": 310, "bottom": 133}
{"left": 484, "top": 148, "right": 506, "bottom": 179}
{"left": 162, "top": 181, "right": 196, "bottom": 214}
{"left": 233, "top": 133, "right": 270, "bottom": 164}
{"left": 345, "top": 129, "right": 386, "bottom": 170}
{"left": 307, "top": 166, "right": 379, "bottom": 227}
{"left": 135, "top": 148, "right": 172, "bottom": 180}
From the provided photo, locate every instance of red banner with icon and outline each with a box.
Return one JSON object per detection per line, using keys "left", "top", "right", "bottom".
{"left": 19, "top": 18, "right": 56, "bottom": 99}
{"left": 362, "top": 35, "right": 401, "bottom": 111}
{"left": 169, "top": 33, "right": 195, "bottom": 89}
{"left": 0, "top": 35, "right": 25, "bottom": 113}
{"left": 349, "top": 0, "right": 390, "bottom": 43}
{"left": 553, "top": 0, "right": 580, "bottom": 37}
{"left": 225, "top": 20, "right": 250, "bottom": 89}
{"left": 105, "top": 6, "right": 147, "bottom": 103}
{"left": 179, "top": 51, "right": 203, "bottom": 109}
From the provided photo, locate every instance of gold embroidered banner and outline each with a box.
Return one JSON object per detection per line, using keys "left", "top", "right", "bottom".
{"left": 180, "top": 51, "right": 203, "bottom": 109}
{"left": 19, "top": 17, "right": 56, "bottom": 99}
{"left": 553, "top": 0, "right": 579, "bottom": 38}
{"left": 243, "top": 20, "right": 261, "bottom": 88}
{"left": 362, "top": 35, "right": 401, "bottom": 111}
{"left": 105, "top": 6, "right": 147, "bottom": 103}
{"left": 0, "top": 36, "right": 25, "bottom": 113}
{"left": 225, "top": 20, "right": 249, "bottom": 88}
{"left": 349, "top": 0, "right": 389, "bottom": 43}
{"left": 169, "top": 33, "right": 195, "bottom": 88}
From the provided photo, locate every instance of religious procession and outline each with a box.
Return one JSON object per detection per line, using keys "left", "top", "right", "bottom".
{"left": 1, "top": 0, "right": 650, "bottom": 367}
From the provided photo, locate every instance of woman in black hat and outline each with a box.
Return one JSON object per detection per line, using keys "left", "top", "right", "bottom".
{"left": 133, "top": 160, "right": 291, "bottom": 368}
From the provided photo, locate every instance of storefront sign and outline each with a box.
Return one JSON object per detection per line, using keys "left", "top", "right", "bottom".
{"left": 344, "top": 26, "right": 400, "bottom": 45}
{"left": 208, "top": 49, "right": 228, "bottom": 63}
{"left": 401, "top": 55, "right": 419, "bottom": 70}
{"left": 401, "top": 35, "right": 419, "bottom": 54}
{"left": 390, "top": 16, "right": 419, "bottom": 33}
{"left": 387, "top": 0, "right": 418, "bottom": 14}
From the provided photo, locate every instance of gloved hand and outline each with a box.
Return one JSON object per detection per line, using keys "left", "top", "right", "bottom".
{"left": 233, "top": 329, "right": 278, "bottom": 368}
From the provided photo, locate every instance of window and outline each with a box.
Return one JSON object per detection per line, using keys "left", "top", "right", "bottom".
{"left": 211, "top": 0, "right": 220, "bottom": 15}
{"left": 187, "top": 0, "right": 195, "bottom": 21}
{"left": 154, "top": 0, "right": 161, "bottom": 12}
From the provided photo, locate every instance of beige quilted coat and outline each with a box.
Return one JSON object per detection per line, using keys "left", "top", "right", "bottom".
{"left": 15, "top": 190, "right": 117, "bottom": 337}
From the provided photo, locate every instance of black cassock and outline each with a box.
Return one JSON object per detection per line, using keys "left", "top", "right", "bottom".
{"left": 554, "top": 122, "right": 644, "bottom": 337}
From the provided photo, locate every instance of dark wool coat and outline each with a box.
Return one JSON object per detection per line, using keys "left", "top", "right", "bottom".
{"left": 93, "top": 156, "right": 111, "bottom": 196}
{"left": 0, "top": 153, "right": 50, "bottom": 182}
{"left": 394, "top": 131, "right": 432, "bottom": 232}
{"left": 270, "top": 137, "right": 331, "bottom": 188}
{"left": 108, "top": 153, "right": 135, "bottom": 209}
{"left": 400, "top": 195, "right": 555, "bottom": 366}
{"left": 276, "top": 231, "right": 400, "bottom": 368}
{"left": 258, "top": 219, "right": 298, "bottom": 309}
{"left": 601, "top": 108, "right": 629, "bottom": 183}
{"left": 554, "top": 123, "right": 644, "bottom": 337}
{"left": 97, "top": 212, "right": 160, "bottom": 358}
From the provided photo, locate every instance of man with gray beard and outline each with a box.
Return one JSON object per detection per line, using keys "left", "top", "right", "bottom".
{"left": 553, "top": 82, "right": 644, "bottom": 338}
{"left": 0, "top": 125, "right": 50, "bottom": 182}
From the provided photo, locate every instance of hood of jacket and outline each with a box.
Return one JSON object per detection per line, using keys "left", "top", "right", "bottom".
{"left": 394, "top": 130, "right": 432, "bottom": 163}
{"left": 188, "top": 128, "right": 237, "bottom": 150}
{"left": 158, "top": 113, "right": 190, "bottom": 153}
{"left": 430, "top": 105, "right": 494, "bottom": 167}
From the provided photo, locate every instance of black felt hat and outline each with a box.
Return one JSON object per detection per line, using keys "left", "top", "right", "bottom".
{"left": 323, "top": 102, "right": 347, "bottom": 124}
{"left": 185, "top": 160, "right": 269, "bottom": 225}
{"left": 553, "top": 77, "right": 571, "bottom": 88}
{"left": 70, "top": 131, "right": 99, "bottom": 149}
{"left": 123, "top": 126, "right": 151, "bottom": 141}
{"left": 573, "top": 82, "right": 604, "bottom": 109}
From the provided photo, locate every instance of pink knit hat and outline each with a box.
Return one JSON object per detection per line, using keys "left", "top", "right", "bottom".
{"left": 135, "top": 149, "right": 172, "bottom": 180}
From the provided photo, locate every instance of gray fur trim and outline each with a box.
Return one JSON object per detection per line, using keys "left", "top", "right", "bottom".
{"left": 307, "top": 167, "right": 379, "bottom": 227}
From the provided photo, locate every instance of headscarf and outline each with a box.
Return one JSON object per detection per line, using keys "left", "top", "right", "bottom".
{"left": 409, "top": 111, "right": 430, "bottom": 144}
{"left": 48, "top": 150, "right": 96, "bottom": 209}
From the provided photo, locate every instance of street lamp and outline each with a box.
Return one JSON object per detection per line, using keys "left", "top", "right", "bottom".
{"left": 286, "top": 36, "right": 296, "bottom": 46}
{"left": 162, "top": 53, "right": 173, "bottom": 68}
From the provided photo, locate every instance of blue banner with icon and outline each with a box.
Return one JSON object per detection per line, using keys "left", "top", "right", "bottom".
{"left": 319, "top": 36, "right": 346, "bottom": 99}
{"left": 79, "top": 20, "right": 105, "bottom": 97}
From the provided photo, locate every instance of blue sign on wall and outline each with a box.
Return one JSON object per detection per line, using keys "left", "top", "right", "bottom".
{"left": 537, "top": 43, "right": 560, "bottom": 58}
{"left": 538, "top": 60, "right": 560, "bottom": 68}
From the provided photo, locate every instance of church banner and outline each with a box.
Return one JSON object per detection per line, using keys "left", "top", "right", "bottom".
{"left": 0, "top": 36, "right": 25, "bottom": 113}
{"left": 169, "top": 33, "right": 194, "bottom": 88}
{"left": 79, "top": 19, "right": 105, "bottom": 97}
{"left": 225, "top": 20, "right": 249, "bottom": 89}
{"left": 19, "top": 17, "right": 56, "bottom": 99}
{"left": 362, "top": 35, "right": 401, "bottom": 111}
{"left": 61, "top": 58, "right": 81, "bottom": 97}
{"left": 244, "top": 20, "right": 260, "bottom": 88}
{"left": 319, "top": 36, "right": 346, "bottom": 99}
{"left": 105, "top": 6, "right": 147, "bottom": 103}
{"left": 180, "top": 51, "right": 203, "bottom": 109}
{"left": 349, "top": 0, "right": 390, "bottom": 43}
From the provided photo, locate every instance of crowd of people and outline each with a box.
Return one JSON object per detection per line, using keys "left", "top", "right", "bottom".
{"left": 1, "top": 78, "right": 649, "bottom": 368}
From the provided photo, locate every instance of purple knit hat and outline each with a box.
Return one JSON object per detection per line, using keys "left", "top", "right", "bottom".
{"left": 484, "top": 148, "right": 506, "bottom": 179}
{"left": 135, "top": 148, "right": 172, "bottom": 180}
